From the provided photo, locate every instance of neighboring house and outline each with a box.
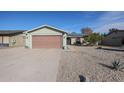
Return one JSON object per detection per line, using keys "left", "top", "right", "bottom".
{"left": 67, "top": 34, "right": 84, "bottom": 45}
{"left": 102, "top": 30, "right": 124, "bottom": 46}
{"left": 0, "top": 30, "right": 25, "bottom": 47}
{"left": 24, "top": 25, "right": 67, "bottom": 49}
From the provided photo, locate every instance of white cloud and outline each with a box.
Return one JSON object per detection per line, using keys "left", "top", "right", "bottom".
{"left": 94, "top": 11, "right": 124, "bottom": 33}
{"left": 95, "top": 22, "right": 124, "bottom": 33}
{"left": 99, "top": 12, "right": 124, "bottom": 23}
{"left": 62, "top": 12, "right": 124, "bottom": 33}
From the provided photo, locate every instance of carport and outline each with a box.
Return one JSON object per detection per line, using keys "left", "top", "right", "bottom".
{"left": 0, "top": 30, "right": 25, "bottom": 48}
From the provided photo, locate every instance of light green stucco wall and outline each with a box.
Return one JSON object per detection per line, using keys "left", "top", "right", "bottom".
{"left": 24, "top": 33, "right": 31, "bottom": 48}
{"left": 24, "top": 27, "right": 67, "bottom": 49}
{"left": 31, "top": 28, "right": 62, "bottom": 35}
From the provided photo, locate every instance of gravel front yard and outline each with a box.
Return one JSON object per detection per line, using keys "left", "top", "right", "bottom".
{"left": 57, "top": 46, "right": 124, "bottom": 82}
{"left": 0, "top": 46, "right": 124, "bottom": 82}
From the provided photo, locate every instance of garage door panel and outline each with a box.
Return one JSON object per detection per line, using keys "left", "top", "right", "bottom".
{"left": 32, "top": 35, "right": 62, "bottom": 48}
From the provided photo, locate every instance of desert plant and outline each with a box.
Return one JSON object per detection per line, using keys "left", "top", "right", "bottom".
{"left": 112, "top": 59, "right": 124, "bottom": 71}
{"left": 25, "top": 46, "right": 29, "bottom": 48}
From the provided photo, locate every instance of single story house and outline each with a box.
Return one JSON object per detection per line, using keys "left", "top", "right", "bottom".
{"left": 67, "top": 34, "right": 84, "bottom": 45}
{"left": 24, "top": 25, "right": 67, "bottom": 49}
{"left": 0, "top": 30, "right": 25, "bottom": 47}
{"left": 102, "top": 30, "right": 124, "bottom": 46}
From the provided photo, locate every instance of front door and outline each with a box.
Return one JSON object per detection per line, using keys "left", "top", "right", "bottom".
{"left": 67, "top": 38, "right": 71, "bottom": 45}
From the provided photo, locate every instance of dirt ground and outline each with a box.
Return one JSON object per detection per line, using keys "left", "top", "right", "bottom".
{"left": 0, "top": 46, "right": 124, "bottom": 82}
{"left": 0, "top": 47, "right": 61, "bottom": 82}
{"left": 57, "top": 46, "right": 124, "bottom": 82}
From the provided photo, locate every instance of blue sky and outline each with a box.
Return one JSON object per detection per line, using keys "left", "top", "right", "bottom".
{"left": 0, "top": 11, "right": 124, "bottom": 33}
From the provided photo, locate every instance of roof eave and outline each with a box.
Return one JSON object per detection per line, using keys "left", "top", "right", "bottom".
{"left": 25, "top": 25, "right": 68, "bottom": 34}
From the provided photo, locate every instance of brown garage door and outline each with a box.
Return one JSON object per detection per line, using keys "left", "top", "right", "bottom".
{"left": 32, "top": 35, "right": 62, "bottom": 48}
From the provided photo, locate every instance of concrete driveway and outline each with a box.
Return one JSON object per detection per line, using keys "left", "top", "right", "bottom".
{"left": 0, "top": 47, "right": 61, "bottom": 82}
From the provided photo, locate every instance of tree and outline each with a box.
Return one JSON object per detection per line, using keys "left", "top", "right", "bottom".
{"left": 109, "top": 28, "right": 118, "bottom": 34}
{"left": 83, "top": 33, "right": 102, "bottom": 45}
{"left": 81, "top": 27, "right": 93, "bottom": 36}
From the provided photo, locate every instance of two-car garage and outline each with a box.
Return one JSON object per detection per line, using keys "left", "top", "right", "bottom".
{"left": 32, "top": 35, "right": 62, "bottom": 48}
{"left": 24, "top": 25, "right": 67, "bottom": 49}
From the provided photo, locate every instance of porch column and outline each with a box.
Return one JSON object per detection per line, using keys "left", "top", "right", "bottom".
{"left": 63, "top": 33, "right": 67, "bottom": 49}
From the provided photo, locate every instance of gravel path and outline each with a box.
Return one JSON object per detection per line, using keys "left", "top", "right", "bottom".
{"left": 57, "top": 46, "right": 124, "bottom": 82}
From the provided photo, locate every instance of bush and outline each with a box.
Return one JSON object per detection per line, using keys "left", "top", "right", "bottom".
{"left": 83, "top": 33, "right": 102, "bottom": 45}
{"left": 112, "top": 59, "right": 124, "bottom": 71}
{"left": 25, "top": 46, "right": 29, "bottom": 48}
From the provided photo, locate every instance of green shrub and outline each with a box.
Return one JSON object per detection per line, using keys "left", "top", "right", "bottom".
{"left": 83, "top": 33, "right": 102, "bottom": 45}
{"left": 25, "top": 46, "right": 29, "bottom": 48}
